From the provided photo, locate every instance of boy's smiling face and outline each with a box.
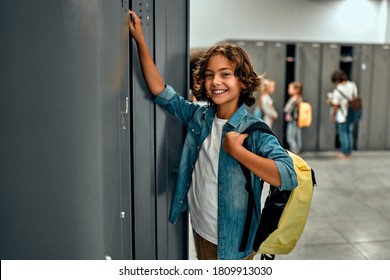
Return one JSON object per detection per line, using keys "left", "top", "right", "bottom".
{"left": 204, "top": 54, "right": 246, "bottom": 118}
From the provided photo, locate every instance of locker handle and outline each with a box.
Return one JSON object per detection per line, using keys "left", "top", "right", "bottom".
{"left": 124, "top": 97, "right": 129, "bottom": 114}
{"left": 121, "top": 97, "right": 129, "bottom": 129}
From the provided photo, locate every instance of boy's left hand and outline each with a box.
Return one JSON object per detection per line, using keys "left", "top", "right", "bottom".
{"left": 223, "top": 132, "right": 248, "bottom": 157}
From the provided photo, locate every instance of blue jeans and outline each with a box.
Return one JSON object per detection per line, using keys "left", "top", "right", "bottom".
{"left": 337, "top": 122, "right": 353, "bottom": 155}
{"left": 286, "top": 122, "right": 302, "bottom": 154}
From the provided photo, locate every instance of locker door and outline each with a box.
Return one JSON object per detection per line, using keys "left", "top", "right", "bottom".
{"left": 233, "top": 41, "right": 266, "bottom": 114}
{"left": 117, "top": 0, "right": 133, "bottom": 260}
{"left": 295, "top": 43, "right": 322, "bottom": 151}
{"left": 264, "top": 42, "right": 286, "bottom": 140}
{"left": 131, "top": 0, "right": 188, "bottom": 260}
{"left": 318, "top": 44, "right": 340, "bottom": 151}
{"left": 0, "top": 0, "right": 128, "bottom": 259}
{"left": 353, "top": 45, "right": 375, "bottom": 151}
{"left": 367, "top": 45, "right": 390, "bottom": 149}
{"left": 131, "top": 0, "right": 157, "bottom": 260}
{"left": 239, "top": 41, "right": 266, "bottom": 76}
{"left": 99, "top": 0, "right": 132, "bottom": 260}
{"left": 386, "top": 46, "right": 390, "bottom": 149}
{"left": 155, "top": 0, "right": 189, "bottom": 260}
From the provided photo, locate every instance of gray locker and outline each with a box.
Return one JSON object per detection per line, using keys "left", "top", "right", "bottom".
{"left": 131, "top": 0, "right": 157, "bottom": 260}
{"left": 263, "top": 42, "right": 286, "bottom": 141}
{"left": 295, "top": 43, "right": 322, "bottom": 151}
{"left": 318, "top": 44, "right": 340, "bottom": 151}
{"left": 0, "top": 0, "right": 189, "bottom": 260}
{"left": 0, "top": 0, "right": 129, "bottom": 259}
{"left": 154, "top": 0, "right": 189, "bottom": 260}
{"left": 353, "top": 45, "right": 375, "bottom": 150}
{"left": 131, "top": 0, "right": 188, "bottom": 260}
{"left": 238, "top": 41, "right": 267, "bottom": 76}
{"left": 230, "top": 41, "right": 266, "bottom": 115}
{"left": 367, "top": 45, "right": 390, "bottom": 150}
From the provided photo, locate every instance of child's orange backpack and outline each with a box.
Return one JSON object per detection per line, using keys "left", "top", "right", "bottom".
{"left": 297, "top": 101, "right": 312, "bottom": 128}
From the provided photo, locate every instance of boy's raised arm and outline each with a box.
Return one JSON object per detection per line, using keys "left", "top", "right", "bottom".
{"left": 129, "top": 11, "right": 165, "bottom": 96}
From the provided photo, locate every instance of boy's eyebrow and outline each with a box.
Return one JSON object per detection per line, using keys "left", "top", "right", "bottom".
{"left": 205, "top": 67, "right": 234, "bottom": 72}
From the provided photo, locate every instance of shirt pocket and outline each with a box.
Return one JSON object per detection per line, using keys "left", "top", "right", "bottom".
{"left": 184, "top": 121, "right": 202, "bottom": 147}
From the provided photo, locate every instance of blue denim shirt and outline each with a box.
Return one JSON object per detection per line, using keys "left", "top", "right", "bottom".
{"left": 154, "top": 85, "right": 298, "bottom": 260}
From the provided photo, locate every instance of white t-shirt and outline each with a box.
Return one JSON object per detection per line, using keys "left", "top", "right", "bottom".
{"left": 187, "top": 116, "right": 227, "bottom": 245}
{"left": 331, "top": 81, "right": 357, "bottom": 123}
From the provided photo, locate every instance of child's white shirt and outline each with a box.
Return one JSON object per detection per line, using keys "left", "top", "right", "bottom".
{"left": 188, "top": 116, "right": 227, "bottom": 245}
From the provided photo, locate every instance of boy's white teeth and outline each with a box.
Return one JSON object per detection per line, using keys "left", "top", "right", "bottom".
{"left": 213, "top": 90, "right": 226, "bottom": 94}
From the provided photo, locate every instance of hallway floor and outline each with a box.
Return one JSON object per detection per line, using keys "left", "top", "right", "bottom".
{"left": 189, "top": 150, "right": 390, "bottom": 260}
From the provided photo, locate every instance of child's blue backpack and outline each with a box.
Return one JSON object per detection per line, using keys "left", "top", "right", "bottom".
{"left": 239, "top": 121, "right": 317, "bottom": 260}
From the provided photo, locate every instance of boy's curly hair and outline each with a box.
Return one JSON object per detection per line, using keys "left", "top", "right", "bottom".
{"left": 192, "top": 43, "right": 262, "bottom": 107}
{"left": 189, "top": 49, "right": 206, "bottom": 92}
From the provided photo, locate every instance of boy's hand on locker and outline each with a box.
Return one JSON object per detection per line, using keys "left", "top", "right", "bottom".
{"left": 129, "top": 11, "right": 144, "bottom": 43}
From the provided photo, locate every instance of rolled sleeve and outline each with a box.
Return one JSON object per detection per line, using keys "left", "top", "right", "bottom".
{"left": 254, "top": 132, "right": 298, "bottom": 191}
{"left": 152, "top": 84, "right": 201, "bottom": 125}
{"left": 153, "top": 85, "right": 176, "bottom": 106}
{"left": 274, "top": 160, "right": 298, "bottom": 191}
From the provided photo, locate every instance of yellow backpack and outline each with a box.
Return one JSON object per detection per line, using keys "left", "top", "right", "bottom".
{"left": 239, "top": 121, "right": 317, "bottom": 260}
{"left": 297, "top": 101, "right": 312, "bottom": 128}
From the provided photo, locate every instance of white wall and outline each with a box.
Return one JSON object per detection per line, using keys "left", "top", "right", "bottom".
{"left": 386, "top": 0, "right": 390, "bottom": 41}
{"left": 190, "top": 0, "right": 390, "bottom": 48}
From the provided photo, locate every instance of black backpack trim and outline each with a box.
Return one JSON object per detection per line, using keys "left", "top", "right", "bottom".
{"left": 238, "top": 122, "right": 291, "bottom": 260}
{"left": 239, "top": 121, "right": 280, "bottom": 253}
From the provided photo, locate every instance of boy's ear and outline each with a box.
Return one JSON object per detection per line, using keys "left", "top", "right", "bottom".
{"left": 241, "top": 82, "right": 248, "bottom": 89}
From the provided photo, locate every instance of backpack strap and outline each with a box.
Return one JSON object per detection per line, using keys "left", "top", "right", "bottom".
{"left": 335, "top": 88, "right": 350, "bottom": 117}
{"left": 351, "top": 81, "right": 358, "bottom": 98}
{"left": 261, "top": 254, "right": 276, "bottom": 260}
{"left": 239, "top": 121, "right": 279, "bottom": 252}
{"left": 336, "top": 87, "right": 350, "bottom": 101}
{"left": 242, "top": 121, "right": 280, "bottom": 144}
{"left": 336, "top": 82, "right": 358, "bottom": 101}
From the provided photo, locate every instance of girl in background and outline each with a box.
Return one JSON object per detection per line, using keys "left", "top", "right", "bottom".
{"left": 284, "top": 81, "right": 303, "bottom": 155}
{"left": 256, "top": 79, "right": 278, "bottom": 128}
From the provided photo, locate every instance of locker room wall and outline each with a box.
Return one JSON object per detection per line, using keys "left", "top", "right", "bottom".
{"left": 190, "top": 0, "right": 390, "bottom": 49}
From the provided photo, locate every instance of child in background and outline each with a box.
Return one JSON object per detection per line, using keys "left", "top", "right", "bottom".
{"left": 284, "top": 81, "right": 303, "bottom": 154}
{"left": 329, "top": 69, "right": 358, "bottom": 159}
{"left": 256, "top": 79, "right": 278, "bottom": 128}
{"left": 129, "top": 10, "right": 297, "bottom": 260}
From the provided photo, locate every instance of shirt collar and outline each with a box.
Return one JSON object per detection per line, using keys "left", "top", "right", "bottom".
{"left": 202, "top": 104, "right": 248, "bottom": 128}
{"left": 228, "top": 105, "right": 248, "bottom": 128}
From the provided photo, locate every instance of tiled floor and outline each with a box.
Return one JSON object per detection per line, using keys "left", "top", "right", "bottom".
{"left": 189, "top": 150, "right": 390, "bottom": 260}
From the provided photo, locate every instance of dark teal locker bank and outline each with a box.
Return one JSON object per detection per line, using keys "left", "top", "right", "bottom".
{"left": 0, "top": 0, "right": 189, "bottom": 260}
